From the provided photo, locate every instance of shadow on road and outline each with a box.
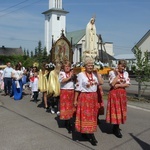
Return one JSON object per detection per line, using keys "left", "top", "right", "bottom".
{"left": 98, "top": 119, "right": 113, "bottom": 134}
{"left": 129, "top": 133, "right": 150, "bottom": 150}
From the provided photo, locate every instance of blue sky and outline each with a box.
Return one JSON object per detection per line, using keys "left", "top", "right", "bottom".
{"left": 0, "top": 0, "right": 150, "bottom": 56}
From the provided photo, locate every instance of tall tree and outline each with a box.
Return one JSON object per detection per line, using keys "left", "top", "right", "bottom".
{"left": 27, "top": 50, "right": 29, "bottom": 57}
{"left": 37, "top": 41, "right": 43, "bottom": 56}
{"left": 34, "top": 48, "right": 38, "bottom": 57}
{"left": 132, "top": 46, "right": 150, "bottom": 98}
{"left": 24, "top": 49, "right": 26, "bottom": 56}
{"left": 30, "top": 51, "right": 33, "bottom": 58}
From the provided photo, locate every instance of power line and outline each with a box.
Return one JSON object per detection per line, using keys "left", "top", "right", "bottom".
{"left": 0, "top": 36, "right": 43, "bottom": 44}
{"left": 0, "top": 0, "right": 29, "bottom": 12}
{"left": 0, "top": 0, "right": 43, "bottom": 18}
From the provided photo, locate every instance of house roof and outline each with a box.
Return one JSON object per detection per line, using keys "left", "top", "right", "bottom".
{"left": 66, "top": 29, "right": 85, "bottom": 45}
{"left": 0, "top": 46, "right": 23, "bottom": 56}
{"left": 131, "top": 29, "right": 150, "bottom": 52}
{"left": 42, "top": 8, "right": 69, "bottom": 15}
{"left": 99, "top": 50, "right": 116, "bottom": 63}
{"left": 114, "top": 54, "right": 136, "bottom": 60}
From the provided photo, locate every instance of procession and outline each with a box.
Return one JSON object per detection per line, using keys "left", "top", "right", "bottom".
{"left": 1, "top": 0, "right": 150, "bottom": 149}
{"left": 0, "top": 16, "right": 131, "bottom": 146}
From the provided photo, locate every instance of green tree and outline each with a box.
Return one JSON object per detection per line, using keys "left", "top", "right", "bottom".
{"left": 132, "top": 46, "right": 150, "bottom": 98}
{"left": 34, "top": 48, "right": 38, "bottom": 57}
{"left": 27, "top": 50, "right": 29, "bottom": 57}
{"left": 37, "top": 41, "right": 43, "bottom": 56}
{"left": 24, "top": 49, "right": 26, "bottom": 56}
{"left": 31, "top": 51, "right": 33, "bottom": 58}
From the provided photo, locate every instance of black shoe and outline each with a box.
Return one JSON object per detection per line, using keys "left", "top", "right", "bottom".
{"left": 91, "top": 134, "right": 98, "bottom": 143}
{"left": 113, "top": 125, "right": 122, "bottom": 138}
{"left": 45, "top": 107, "right": 49, "bottom": 112}
{"left": 67, "top": 124, "right": 72, "bottom": 134}
{"left": 89, "top": 138, "right": 97, "bottom": 146}
{"left": 88, "top": 134, "right": 97, "bottom": 146}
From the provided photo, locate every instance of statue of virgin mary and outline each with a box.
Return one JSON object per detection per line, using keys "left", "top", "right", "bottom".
{"left": 84, "top": 17, "right": 98, "bottom": 59}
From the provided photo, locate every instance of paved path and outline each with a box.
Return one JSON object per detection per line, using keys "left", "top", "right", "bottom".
{"left": 0, "top": 88, "right": 150, "bottom": 150}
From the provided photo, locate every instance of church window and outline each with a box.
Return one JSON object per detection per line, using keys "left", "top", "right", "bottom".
{"left": 57, "top": 16, "right": 60, "bottom": 20}
{"left": 79, "top": 48, "right": 82, "bottom": 62}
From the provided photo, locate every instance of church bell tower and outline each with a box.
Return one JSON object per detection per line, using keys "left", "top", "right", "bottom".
{"left": 42, "top": 0, "right": 69, "bottom": 53}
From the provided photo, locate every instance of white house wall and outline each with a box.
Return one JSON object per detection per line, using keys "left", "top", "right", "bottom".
{"left": 138, "top": 35, "right": 150, "bottom": 58}
{"left": 104, "top": 43, "right": 114, "bottom": 56}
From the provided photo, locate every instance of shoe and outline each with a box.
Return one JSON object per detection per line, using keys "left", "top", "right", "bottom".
{"left": 113, "top": 125, "right": 122, "bottom": 138}
{"left": 86, "top": 134, "right": 98, "bottom": 146}
{"left": 88, "top": 134, "right": 98, "bottom": 146}
{"left": 91, "top": 134, "right": 98, "bottom": 143}
{"left": 89, "top": 136, "right": 97, "bottom": 146}
{"left": 67, "top": 124, "right": 72, "bottom": 134}
{"left": 45, "top": 107, "right": 49, "bottom": 112}
{"left": 10, "top": 94, "right": 13, "bottom": 97}
{"left": 51, "top": 108, "right": 55, "bottom": 114}
{"left": 56, "top": 111, "right": 60, "bottom": 116}
{"left": 34, "top": 100, "right": 37, "bottom": 103}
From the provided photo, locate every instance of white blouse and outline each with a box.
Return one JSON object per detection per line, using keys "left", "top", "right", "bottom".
{"left": 75, "top": 72, "right": 99, "bottom": 92}
{"left": 32, "top": 78, "right": 38, "bottom": 92}
{"left": 59, "top": 71, "right": 74, "bottom": 89}
{"left": 12, "top": 70, "right": 23, "bottom": 80}
{"left": 109, "top": 70, "right": 130, "bottom": 85}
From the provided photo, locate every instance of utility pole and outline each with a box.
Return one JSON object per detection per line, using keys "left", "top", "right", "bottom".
{"left": 98, "top": 34, "right": 103, "bottom": 63}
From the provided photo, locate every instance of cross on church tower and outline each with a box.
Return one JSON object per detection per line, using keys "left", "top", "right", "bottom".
{"left": 42, "top": 0, "right": 69, "bottom": 54}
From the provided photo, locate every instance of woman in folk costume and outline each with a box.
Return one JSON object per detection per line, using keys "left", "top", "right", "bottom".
{"left": 38, "top": 63, "right": 53, "bottom": 111}
{"left": 74, "top": 57, "right": 103, "bottom": 146}
{"left": 47, "top": 62, "right": 61, "bottom": 114}
{"left": 106, "top": 59, "right": 130, "bottom": 138}
{"left": 59, "top": 61, "right": 76, "bottom": 133}
{"left": 11, "top": 64, "right": 23, "bottom": 100}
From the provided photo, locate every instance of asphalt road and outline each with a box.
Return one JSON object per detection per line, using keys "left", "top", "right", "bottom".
{"left": 0, "top": 88, "right": 150, "bottom": 150}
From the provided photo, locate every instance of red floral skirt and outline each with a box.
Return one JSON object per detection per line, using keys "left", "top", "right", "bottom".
{"left": 60, "top": 89, "right": 74, "bottom": 120}
{"left": 75, "top": 92, "right": 99, "bottom": 133}
{"left": 106, "top": 88, "right": 127, "bottom": 124}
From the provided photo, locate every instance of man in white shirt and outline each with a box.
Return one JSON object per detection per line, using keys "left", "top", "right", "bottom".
{"left": 3, "top": 62, "right": 13, "bottom": 96}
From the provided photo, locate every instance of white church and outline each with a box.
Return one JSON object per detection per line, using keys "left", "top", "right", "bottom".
{"left": 42, "top": 0, "right": 114, "bottom": 64}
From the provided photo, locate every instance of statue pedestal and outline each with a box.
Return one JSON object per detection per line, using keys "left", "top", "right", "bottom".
{"left": 73, "top": 67, "right": 85, "bottom": 75}
{"left": 83, "top": 50, "right": 98, "bottom": 59}
{"left": 73, "top": 66, "right": 112, "bottom": 75}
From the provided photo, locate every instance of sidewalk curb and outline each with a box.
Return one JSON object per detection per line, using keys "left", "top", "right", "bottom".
{"left": 127, "top": 104, "right": 150, "bottom": 112}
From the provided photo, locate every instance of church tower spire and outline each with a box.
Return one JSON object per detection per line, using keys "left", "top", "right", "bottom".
{"left": 42, "top": 0, "right": 68, "bottom": 54}
{"left": 49, "top": 0, "right": 62, "bottom": 9}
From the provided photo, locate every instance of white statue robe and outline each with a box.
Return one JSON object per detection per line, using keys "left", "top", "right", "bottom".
{"left": 85, "top": 19, "right": 97, "bottom": 52}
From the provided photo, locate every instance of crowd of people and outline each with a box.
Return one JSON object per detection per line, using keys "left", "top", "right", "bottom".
{"left": 0, "top": 58, "right": 130, "bottom": 146}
